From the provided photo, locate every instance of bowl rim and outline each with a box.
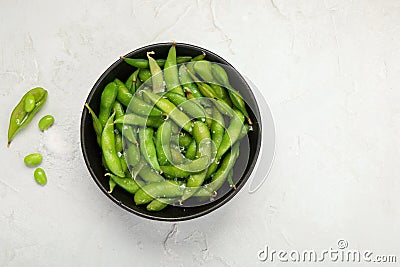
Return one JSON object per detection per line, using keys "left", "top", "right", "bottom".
{"left": 80, "top": 42, "right": 262, "bottom": 222}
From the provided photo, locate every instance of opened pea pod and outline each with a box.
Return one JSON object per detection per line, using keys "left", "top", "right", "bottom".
{"left": 8, "top": 87, "right": 48, "bottom": 146}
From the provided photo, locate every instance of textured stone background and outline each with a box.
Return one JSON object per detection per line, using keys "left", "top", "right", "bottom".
{"left": 0, "top": 0, "right": 399, "bottom": 266}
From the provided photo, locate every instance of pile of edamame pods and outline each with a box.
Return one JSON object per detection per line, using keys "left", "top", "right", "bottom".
{"left": 86, "top": 42, "right": 252, "bottom": 211}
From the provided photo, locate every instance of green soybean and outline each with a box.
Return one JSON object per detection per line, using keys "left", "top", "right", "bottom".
{"left": 24, "top": 93, "right": 35, "bottom": 112}
{"left": 85, "top": 103, "right": 102, "bottom": 146}
{"left": 138, "top": 164, "right": 165, "bottom": 183}
{"left": 34, "top": 167, "right": 47, "bottom": 185}
{"left": 121, "top": 56, "right": 192, "bottom": 69}
{"left": 164, "top": 42, "right": 184, "bottom": 95}
{"left": 115, "top": 78, "right": 133, "bottom": 107}
{"left": 125, "top": 69, "right": 139, "bottom": 94}
{"left": 139, "top": 68, "right": 152, "bottom": 83}
{"left": 38, "top": 115, "right": 54, "bottom": 131}
{"left": 114, "top": 113, "right": 165, "bottom": 128}
{"left": 106, "top": 173, "right": 143, "bottom": 194}
{"left": 24, "top": 153, "right": 43, "bottom": 167}
{"left": 134, "top": 180, "right": 184, "bottom": 205}
{"left": 146, "top": 197, "right": 178, "bottom": 211}
{"left": 141, "top": 90, "right": 193, "bottom": 133}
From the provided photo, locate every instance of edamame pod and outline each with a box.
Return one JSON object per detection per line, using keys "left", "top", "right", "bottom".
{"left": 138, "top": 164, "right": 164, "bottom": 183}
{"left": 124, "top": 142, "right": 140, "bottom": 167}
{"left": 155, "top": 121, "right": 172, "bottom": 166}
{"left": 113, "top": 101, "right": 125, "bottom": 133}
{"left": 139, "top": 128, "right": 161, "bottom": 172}
{"left": 141, "top": 90, "right": 193, "bottom": 133}
{"left": 146, "top": 198, "right": 178, "bottom": 211}
{"left": 206, "top": 109, "right": 244, "bottom": 178}
{"left": 134, "top": 180, "right": 184, "bottom": 205}
{"left": 147, "top": 51, "right": 164, "bottom": 93}
{"left": 128, "top": 96, "right": 163, "bottom": 117}
{"left": 165, "top": 92, "right": 206, "bottom": 120}
{"left": 211, "top": 64, "right": 252, "bottom": 124}
{"left": 139, "top": 68, "right": 152, "bottom": 83}
{"left": 106, "top": 173, "right": 143, "bottom": 194}
{"left": 85, "top": 103, "right": 102, "bottom": 146}
{"left": 114, "top": 113, "right": 165, "bottom": 128}
{"left": 125, "top": 69, "right": 139, "bottom": 94}
{"left": 115, "top": 78, "right": 133, "bottom": 107}
{"left": 101, "top": 111, "right": 125, "bottom": 177}
{"left": 185, "top": 140, "right": 197, "bottom": 160}
{"left": 164, "top": 42, "right": 184, "bottom": 95}
{"left": 121, "top": 56, "right": 192, "bottom": 69}
{"left": 98, "top": 82, "right": 118, "bottom": 128}
{"left": 8, "top": 87, "right": 48, "bottom": 146}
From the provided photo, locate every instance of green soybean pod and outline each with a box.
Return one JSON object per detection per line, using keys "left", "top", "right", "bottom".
{"left": 125, "top": 69, "right": 139, "bottom": 94}
{"left": 185, "top": 140, "right": 197, "bottom": 160}
{"left": 139, "top": 127, "right": 161, "bottom": 172}
{"left": 121, "top": 56, "right": 192, "bottom": 69}
{"left": 34, "top": 167, "right": 47, "bottom": 185}
{"left": 128, "top": 96, "right": 163, "bottom": 117}
{"left": 155, "top": 121, "right": 172, "bottom": 166}
{"left": 108, "top": 177, "right": 117, "bottom": 193}
{"left": 211, "top": 108, "right": 225, "bottom": 152}
{"left": 98, "top": 82, "right": 118, "bottom": 128}
{"left": 178, "top": 133, "right": 192, "bottom": 148}
{"left": 24, "top": 93, "right": 35, "bottom": 112}
{"left": 211, "top": 64, "right": 252, "bottom": 124}
{"left": 106, "top": 173, "right": 143, "bottom": 194}
{"left": 194, "top": 143, "right": 239, "bottom": 197}
{"left": 115, "top": 78, "right": 133, "bottom": 107}
{"left": 178, "top": 65, "right": 203, "bottom": 99}
{"left": 85, "top": 103, "right": 102, "bottom": 146}
{"left": 134, "top": 180, "right": 184, "bottom": 205}
{"left": 146, "top": 197, "right": 178, "bottom": 211}
{"left": 24, "top": 153, "right": 43, "bottom": 167}
{"left": 139, "top": 68, "right": 152, "bottom": 83}
{"left": 165, "top": 92, "right": 206, "bottom": 120}
{"left": 38, "top": 115, "right": 55, "bottom": 131}
{"left": 101, "top": 111, "right": 125, "bottom": 177}
{"left": 147, "top": 51, "right": 164, "bottom": 93}
{"left": 164, "top": 42, "right": 184, "bottom": 95}
{"left": 206, "top": 109, "right": 244, "bottom": 178}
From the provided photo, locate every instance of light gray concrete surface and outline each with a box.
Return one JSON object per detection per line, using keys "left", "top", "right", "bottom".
{"left": 0, "top": 0, "right": 399, "bottom": 266}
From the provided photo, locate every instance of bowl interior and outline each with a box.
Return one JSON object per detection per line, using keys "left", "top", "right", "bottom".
{"left": 81, "top": 42, "right": 262, "bottom": 221}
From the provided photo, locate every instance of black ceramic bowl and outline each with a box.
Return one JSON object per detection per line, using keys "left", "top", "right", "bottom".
{"left": 81, "top": 42, "right": 261, "bottom": 221}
